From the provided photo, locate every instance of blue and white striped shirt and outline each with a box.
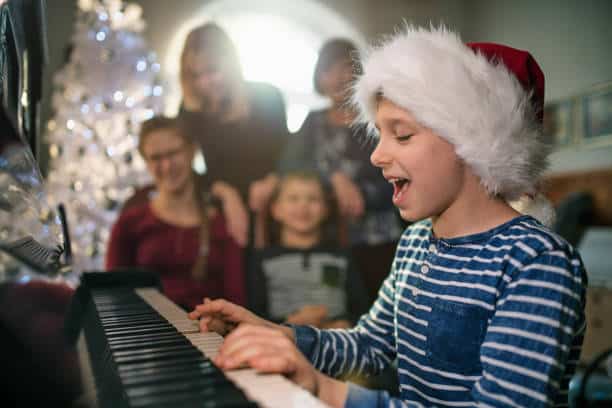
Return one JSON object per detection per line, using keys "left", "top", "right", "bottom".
{"left": 294, "top": 215, "right": 587, "bottom": 407}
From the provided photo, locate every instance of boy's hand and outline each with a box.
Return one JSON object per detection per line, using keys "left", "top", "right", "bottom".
{"left": 215, "top": 324, "right": 319, "bottom": 394}
{"left": 189, "top": 298, "right": 292, "bottom": 339}
{"left": 286, "top": 305, "right": 328, "bottom": 327}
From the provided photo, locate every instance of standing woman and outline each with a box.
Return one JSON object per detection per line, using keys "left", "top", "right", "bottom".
{"left": 178, "top": 23, "right": 289, "bottom": 246}
{"left": 106, "top": 116, "right": 246, "bottom": 311}
{"left": 279, "top": 39, "right": 403, "bottom": 300}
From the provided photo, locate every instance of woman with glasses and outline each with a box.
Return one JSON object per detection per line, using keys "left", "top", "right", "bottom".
{"left": 106, "top": 116, "right": 247, "bottom": 311}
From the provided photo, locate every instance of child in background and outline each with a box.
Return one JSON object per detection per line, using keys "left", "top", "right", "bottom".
{"left": 248, "top": 171, "right": 369, "bottom": 328}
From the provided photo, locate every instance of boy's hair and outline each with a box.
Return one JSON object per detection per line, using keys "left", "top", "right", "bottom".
{"left": 313, "top": 38, "right": 362, "bottom": 95}
{"left": 265, "top": 170, "right": 342, "bottom": 246}
{"left": 352, "top": 25, "right": 547, "bottom": 204}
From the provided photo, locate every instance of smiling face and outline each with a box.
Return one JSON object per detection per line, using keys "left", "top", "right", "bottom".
{"left": 271, "top": 177, "right": 329, "bottom": 239}
{"left": 370, "top": 98, "right": 468, "bottom": 222}
{"left": 141, "top": 127, "right": 195, "bottom": 196}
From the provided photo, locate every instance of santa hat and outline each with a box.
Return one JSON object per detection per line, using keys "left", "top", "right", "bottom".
{"left": 352, "top": 25, "right": 555, "bottom": 226}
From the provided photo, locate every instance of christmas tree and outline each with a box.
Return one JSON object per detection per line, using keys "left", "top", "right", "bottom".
{"left": 45, "top": 0, "right": 164, "bottom": 272}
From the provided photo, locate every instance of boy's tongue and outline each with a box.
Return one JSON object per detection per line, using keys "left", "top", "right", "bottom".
{"left": 393, "top": 179, "right": 410, "bottom": 203}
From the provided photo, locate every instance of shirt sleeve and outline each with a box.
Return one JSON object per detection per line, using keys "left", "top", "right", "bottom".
{"left": 293, "top": 259, "right": 399, "bottom": 380}
{"left": 469, "top": 249, "right": 586, "bottom": 407}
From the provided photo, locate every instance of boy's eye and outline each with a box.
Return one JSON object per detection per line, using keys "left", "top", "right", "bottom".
{"left": 397, "top": 134, "right": 413, "bottom": 142}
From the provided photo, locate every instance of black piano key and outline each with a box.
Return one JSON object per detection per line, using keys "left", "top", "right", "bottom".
{"left": 100, "top": 315, "right": 164, "bottom": 326}
{"left": 122, "top": 365, "right": 228, "bottom": 388}
{"left": 117, "top": 355, "right": 210, "bottom": 374}
{"left": 126, "top": 375, "right": 234, "bottom": 398}
{"left": 113, "top": 343, "right": 198, "bottom": 359}
{"left": 119, "top": 360, "right": 219, "bottom": 383}
{"left": 80, "top": 286, "right": 257, "bottom": 408}
{"left": 108, "top": 331, "right": 184, "bottom": 346}
{"left": 127, "top": 380, "right": 252, "bottom": 407}
{"left": 114, "top": 346, "right": 203, "bottom": 364}
{"left": 103, "top": 321, "right": 174, "bottom": 334}
{"left": 110, "top": 336, "right": 189, "bottom": 351}
{"left": 105, "top": 325, "right": 177, "bottom": 338}
{"left": 130, "top": 391, "right": 257, "bottom": 408}
{"left": 98, "top": 309, "right": 159, "bottom": 318}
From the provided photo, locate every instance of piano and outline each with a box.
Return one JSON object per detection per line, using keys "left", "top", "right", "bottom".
{"left": 69, "top": 271, "right": 329, "bottom": 408}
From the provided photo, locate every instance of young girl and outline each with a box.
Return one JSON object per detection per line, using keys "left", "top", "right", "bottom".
{"left": 190, "top": 27, "right": 587, "bottom": 407}
{"left": 106, "top": 116, "right": 246, "bottom": 310}
{"left": 248, "top": 171, "right": 369, "bottom": 328}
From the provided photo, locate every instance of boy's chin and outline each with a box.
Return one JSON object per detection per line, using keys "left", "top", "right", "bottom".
{"left": 398, "top": 207, "right": 423, "bottom": 223}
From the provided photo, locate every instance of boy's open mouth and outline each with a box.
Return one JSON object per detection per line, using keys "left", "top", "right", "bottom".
{"left": 390, "top": 178, "right": 411, "bottom": 201}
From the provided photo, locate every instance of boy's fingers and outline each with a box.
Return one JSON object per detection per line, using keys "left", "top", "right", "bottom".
{"left": 198, "top": 316, "right": 211, "bottom": 332}
{"left": 221, "top": 325, "right": 289, "bottom": 357}
{"left": 208, "top": 319, "right": 228, "bottom": 335}
{"left": 218, "top": 333, "right": 293, "bottom": 370}
{"left": 249, "top": 354, "right": 296, "bottom": 376}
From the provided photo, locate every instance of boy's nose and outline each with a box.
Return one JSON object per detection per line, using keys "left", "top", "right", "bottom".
{"left": 370, "top": 139, "right": 390, "bottom": 168}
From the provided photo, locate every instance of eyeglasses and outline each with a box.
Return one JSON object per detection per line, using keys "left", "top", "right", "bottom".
{"left": 145, "top": 145, "right": 188, "bottom": 164}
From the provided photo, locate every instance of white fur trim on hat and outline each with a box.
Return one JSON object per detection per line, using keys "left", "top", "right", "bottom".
{"left": 352, "top": 25, "right": 550, "bottom": 203}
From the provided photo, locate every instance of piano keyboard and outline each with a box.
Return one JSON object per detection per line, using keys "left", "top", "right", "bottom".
{"left": 76, "top": 285, "right": 328, "bottom": 408}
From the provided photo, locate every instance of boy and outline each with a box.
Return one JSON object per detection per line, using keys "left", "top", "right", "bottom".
{"left": 190, "top": 26, "right": 586, "bottom": 407}
{"left": 248, "top": 170, "right": 369, "bottom": 328}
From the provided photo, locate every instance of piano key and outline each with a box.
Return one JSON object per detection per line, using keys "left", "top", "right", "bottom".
{"left": 76, "top": 282, "right": 330, "bottom": 408}
{"left": 134, "top": 288, "right": 331, "bottom": 408}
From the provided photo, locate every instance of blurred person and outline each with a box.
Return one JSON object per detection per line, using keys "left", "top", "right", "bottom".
{"left": 189, "top": 27, "right": 587, "bottom": 407}
{"left": 247, "top": 170, "right": 369, "bottom": 328}
{"left": 106, "top": 116, "right": 246, "bottom": 310}
{"left": 178, "top": 23, "right": 288, "bottom": 246}
{"left": 277, "top": 38, "right": 403, "bottom": 300}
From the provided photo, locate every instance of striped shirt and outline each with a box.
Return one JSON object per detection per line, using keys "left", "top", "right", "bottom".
{"left": 294, "top": 215, "right": 587, "bottom": 407}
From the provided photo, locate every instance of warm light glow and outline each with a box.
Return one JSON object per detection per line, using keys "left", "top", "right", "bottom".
{"left": 226, "top": 14, "right": 318, "bottom": 94}
{"left": 164, "top": 0, "right": 366, "bottom": 132}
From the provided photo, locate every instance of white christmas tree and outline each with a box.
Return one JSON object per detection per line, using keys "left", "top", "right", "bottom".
{"left": 45, "top": 0, "right": 164, "bottom": 272}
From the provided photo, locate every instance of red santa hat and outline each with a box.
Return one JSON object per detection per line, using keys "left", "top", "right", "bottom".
{"left": 352, "top": 26, "right": 555, "bottom": 226}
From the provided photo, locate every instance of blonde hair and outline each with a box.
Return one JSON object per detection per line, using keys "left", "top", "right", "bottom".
{"left": 179, "top": 23, "right": 247, "bottom": 118}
